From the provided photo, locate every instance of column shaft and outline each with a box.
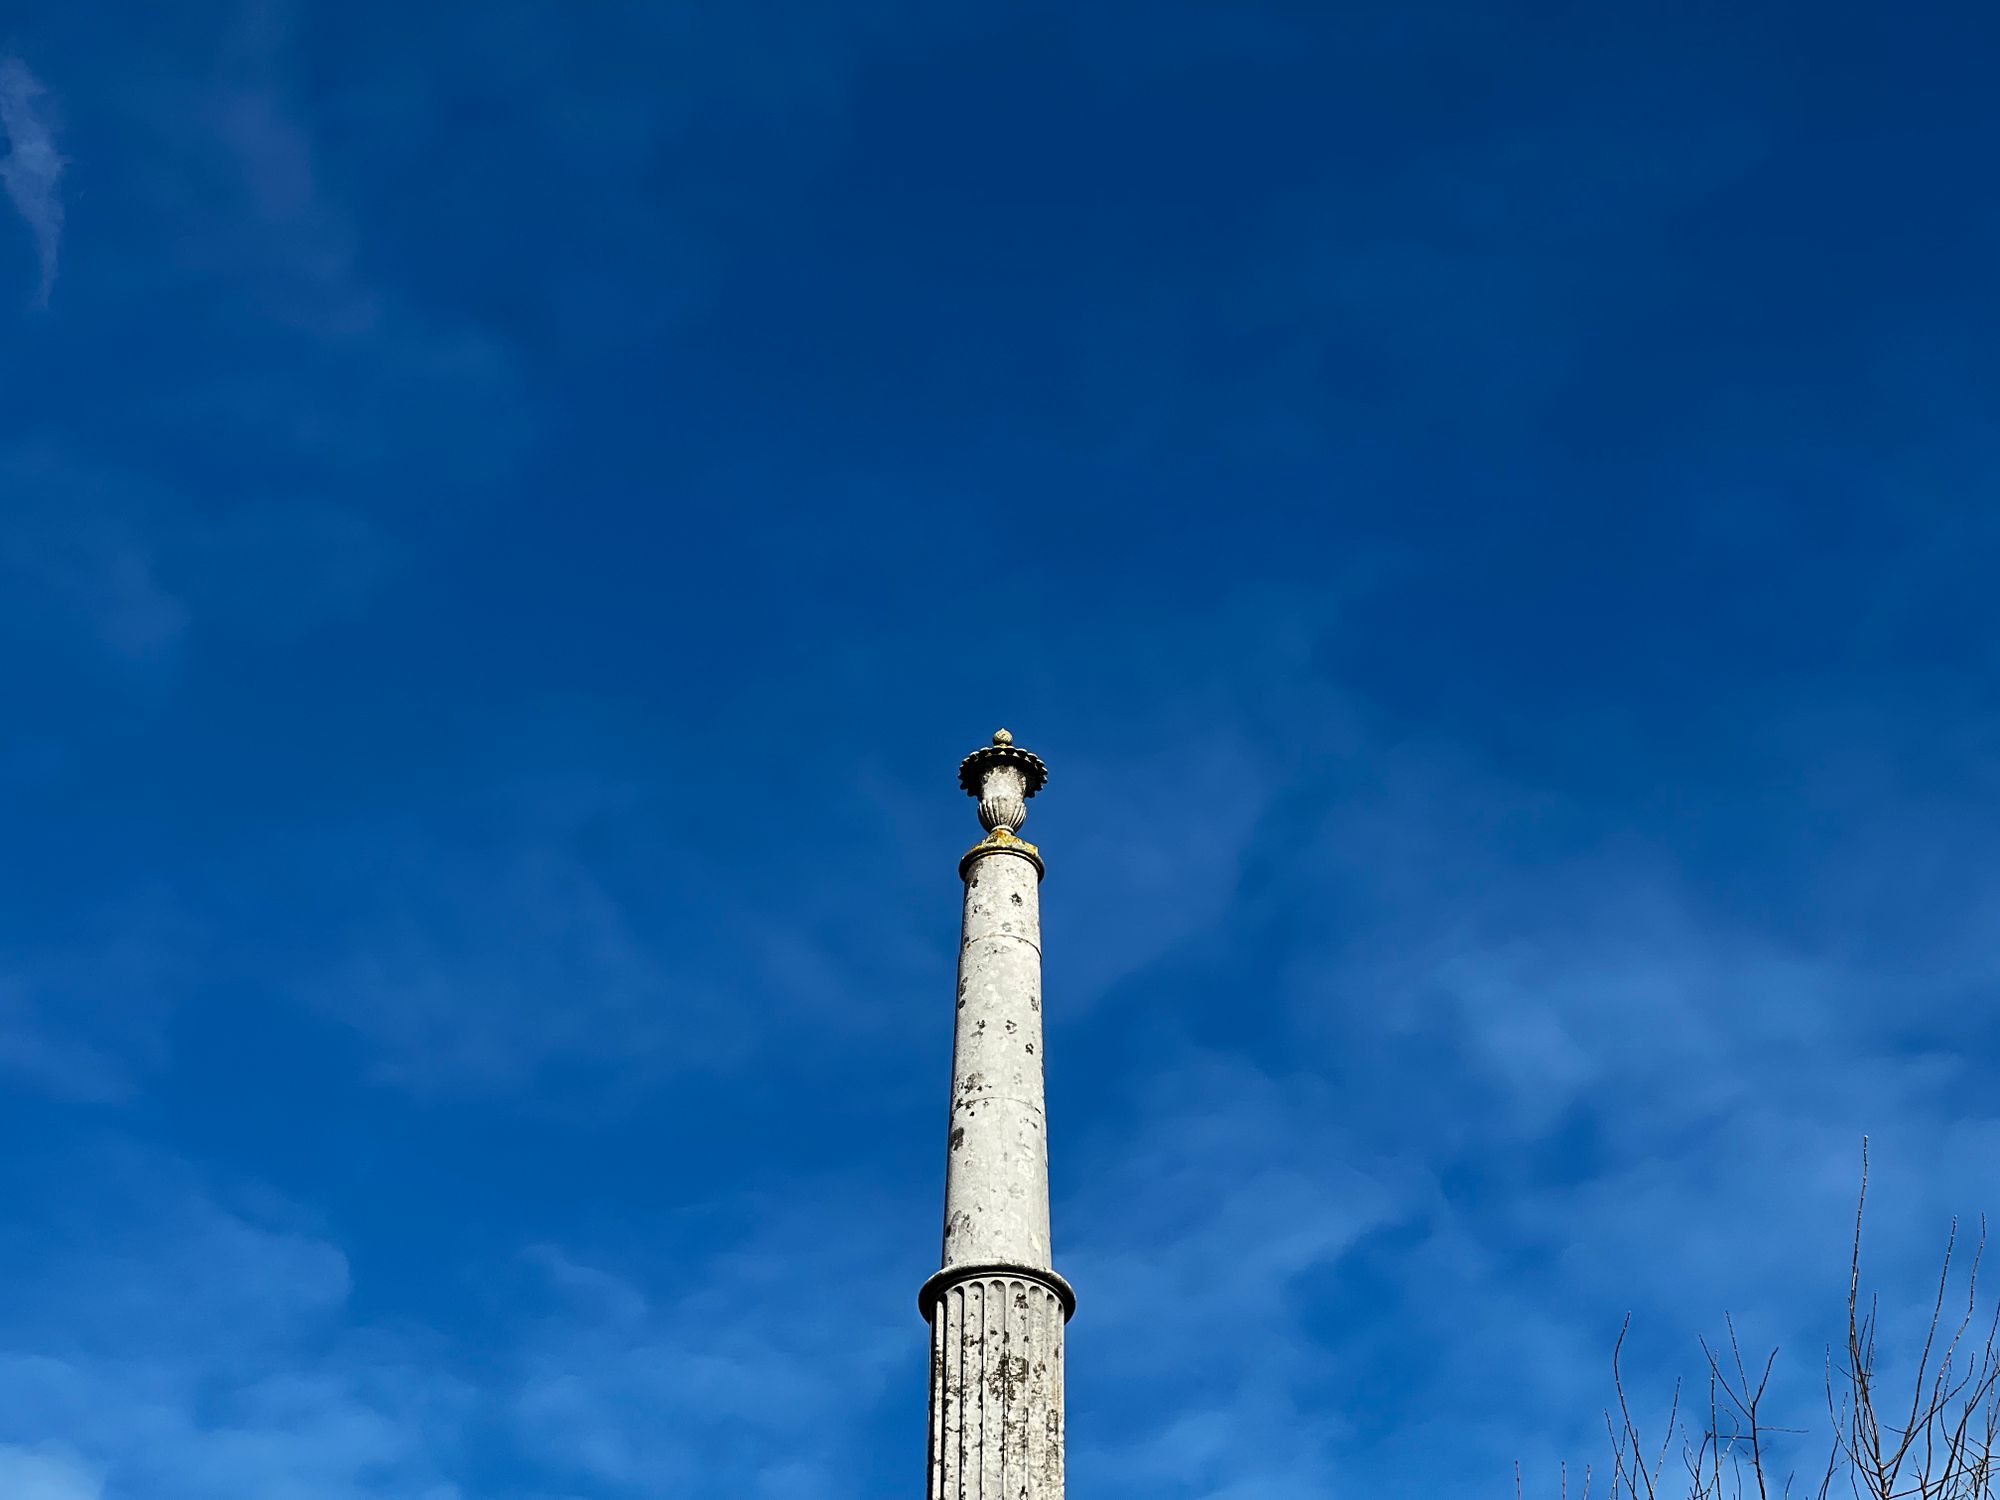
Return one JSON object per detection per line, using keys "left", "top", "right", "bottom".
{"left": 943, "top": 844, "right": 1050, "bottom": 1266}
{"left": 925, "top": 837, "right": 1067, "bottom": 1500}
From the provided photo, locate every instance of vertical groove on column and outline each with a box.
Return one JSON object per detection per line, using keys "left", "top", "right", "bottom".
{"left": 981, "top": 1279, "right": 994, "bottom": 1500}
{"left": 930, "top": 1290, "right": 948, "bottom": 1499}
{"left": 979, "top": 1278, "right": 1002, "bottom": 1499}
{"left": 942, "top": 1281, "right": 961, "bottom": 1500}
{"left": 1008, "top": 1276, "right": 1023, "bottom": 1497}
{"left": 994, "top": 1278, "right": 1006, "bottom": 1493}
{"left": 961, "top": 1280, "right": 976, "bottom": 1496}
{"left": 1018, "top": 1278, "right": 1034, "bottom": 1497}
{"left": 929, "top": 1294, "right": 938, "bottom": 1498}
{"left": 1025, "top": 1280, "right": 1045, "bottom": 1489}
{"left": 962, "top": 1280, "right": 978, "bottom": 1497}
{"left": 1056, "top": 1296, "right": 1072, "bottom": 1496}
{"left": 1023, "top": 1279, "right": 1039, "bottom": 1492}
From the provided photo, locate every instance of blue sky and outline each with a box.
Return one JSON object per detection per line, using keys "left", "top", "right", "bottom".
{"left": 2, "top": 2, "right": 1998, "bottom": 1496}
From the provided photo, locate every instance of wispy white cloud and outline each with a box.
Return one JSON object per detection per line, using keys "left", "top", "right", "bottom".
{"left": 0, "top": 446, "right": 403, "bottom": 682}
{"left": 0, "top": 1145, "right": 470, "bottom": 1499}
{"left": 1064, "top": 1057, "right": 1414, "bottom": 1497}
{"left": 0, "top": 891, "right": 194, "bottom": 1104}
{"left": 0, "top": 467, "right": 188, "bottom": 668}
{"left": 0, "top": 978, "right": 143, "bottom": 1105}
{"left": 510, "top": 1187, "right": 916, "bottom": 1498}
{"left": 0, "top": 56, "right": 65, "bottom": 307}
{"left": 0, "top": 1446, "right": 102, "bottom": 1500}
{"left": 299, "top": 830, "right": 726, "bottom": 1092}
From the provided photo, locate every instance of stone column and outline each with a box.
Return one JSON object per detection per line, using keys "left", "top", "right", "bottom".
{"left": 921, "top": 730, "right": 1074, "bottom": 1500}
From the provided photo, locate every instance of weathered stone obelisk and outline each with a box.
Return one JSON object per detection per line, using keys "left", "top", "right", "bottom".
{"left": 920, "top": 729, "right": 1075, "bottom": 1500}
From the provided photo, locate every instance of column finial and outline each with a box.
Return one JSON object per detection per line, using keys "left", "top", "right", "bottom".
{"left": 958, "top": 728, "right": 1049, "bottom": 833}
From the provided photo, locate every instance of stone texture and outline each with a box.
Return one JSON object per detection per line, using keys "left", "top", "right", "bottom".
{"left": 926, "top": 731, "right": 1069, "bottom": 1500}
{"left": 975, "top": 762, "right": 1031, "bottom": 836}
{"left": 928, "top": 1275, "right": 1066, "bottom": 1499}
{"left": 942, "top": 845, "right": 1050, "bottom": 1267}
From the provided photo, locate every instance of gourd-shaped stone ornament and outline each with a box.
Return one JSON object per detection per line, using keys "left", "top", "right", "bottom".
{"left": 957, "top": 727, "right": 1049, "bottom": 835}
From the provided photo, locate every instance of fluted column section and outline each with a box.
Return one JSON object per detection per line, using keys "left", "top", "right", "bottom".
{"left": 922, "top": 730, "right": 1072, "bottom": 1500}
{"left": 928, "top": 1274, "right": 1067, "bottom": 1497}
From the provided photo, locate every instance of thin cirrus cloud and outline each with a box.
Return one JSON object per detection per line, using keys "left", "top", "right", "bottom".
{"left": 0, "top": 55, "right": 64, "bottom": 307}
{"left": 0, "top": 1447, "right": 102, "bottom": 1500}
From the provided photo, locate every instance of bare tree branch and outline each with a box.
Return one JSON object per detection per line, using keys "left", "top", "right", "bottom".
{"left": 1529, "top": 1144, "right": 1998, "bottom": 1500}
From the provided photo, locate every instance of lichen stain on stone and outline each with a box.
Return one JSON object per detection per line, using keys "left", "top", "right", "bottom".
{"left": 950, "top": 1126, "right": 965, "bottom": 1151}
{"left": 986, "top": 1351, "right": 1032, "bottom": 1405}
